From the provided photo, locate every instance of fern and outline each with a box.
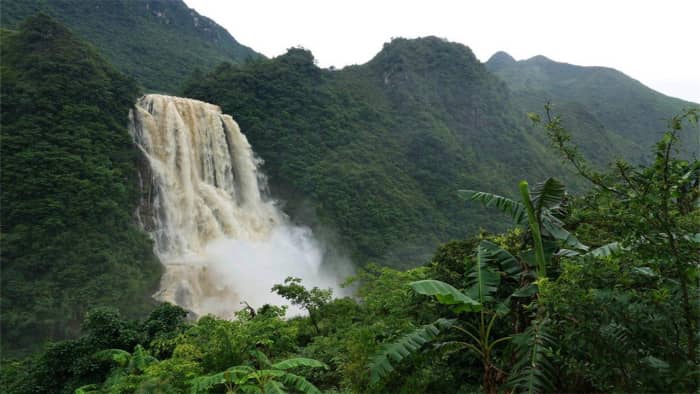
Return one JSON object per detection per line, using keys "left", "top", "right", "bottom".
{"left": 508, "top": 318, "right": 557, "bottom": 394}
{"left": 458, "top": 190, "right": 526, "bottom": 224}
{"left": 368, "top": 318, "right": 455, "bottom": 383}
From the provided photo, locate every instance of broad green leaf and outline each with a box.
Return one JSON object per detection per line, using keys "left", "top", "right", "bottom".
{"left": 643, "top": 355, "right": 670, "bottom": 370}
{"left": 410, "top": 280, "right": 481, "bottom": 312}
{"left": 478, "top": 240, "right": 521, "bottom": 276}
{"left": 632, "top": 267, "right": 657, "bottom": 277}
{"left": 508, "top": 318, "right": 556, "bottom": 394}
{"left": 280, "top": 373, "right": 323, "bottom": 394}
{"left": 94, "top": 349, "right": 130, "bottom": 367}
{"left": 264, "top": 380, "right": 287, "bottom": 394}
{"left": 683, "top": 233, "right": 700, "bottom": 243}
{"left": 272, "top": 358, "right": 328, "bottom": 371}
{"left": 458, "top": 189, "right": 526, "bottom": 224}
{"left": 512, "top": 283, "right": 538, "bottom": 298}
{"left": 466, "top": 245, "right": 501, "bottom": 304}
{"left": 74, "top": 384, "right": 98, "bottom": 394}
{"left": 542, "top": 220, "right": 589, "bottom": 251}
{"left": 520, "top": 181, "right": 547, "bottom": 278}
{"left": 531, "top": 178, "right": 566, "bottom": 216}
{"left": 368, "top": 318, "right": 454, "bottom": 383}
{"left": 585, "top": 242, "right": 621, "bottom": 257}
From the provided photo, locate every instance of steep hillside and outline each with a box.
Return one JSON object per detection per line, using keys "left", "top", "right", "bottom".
{"left": 0, "top": 0, "right": 261, "bottom": 92}
{"left": 0, "top": 15, "right": 161, "bottom": 355}
{"left": 486, "top": 52, "right": 698, "bottom": 158}
{"left": 184, "top": 37, "right": 587, "bottom": 267}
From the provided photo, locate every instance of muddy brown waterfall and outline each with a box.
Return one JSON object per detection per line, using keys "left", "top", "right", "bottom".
{"left": 129, "top": 94, "right": 341, "bottom": 317}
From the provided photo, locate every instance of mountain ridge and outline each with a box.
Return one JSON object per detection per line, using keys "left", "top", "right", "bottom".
{"left": 0, "top": 0, "right": 262, "bottom": 92}
{"left": 485, "top": 50, "right": 698, "bottom": 157}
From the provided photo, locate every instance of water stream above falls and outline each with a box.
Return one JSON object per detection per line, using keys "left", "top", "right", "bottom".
{"left": 129, "top": 94, "right": 343, "bottom": 317}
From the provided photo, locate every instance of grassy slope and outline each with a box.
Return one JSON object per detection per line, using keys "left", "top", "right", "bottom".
{"left": 0, "top": 0, "right": 261, "bottom": 92}
{"left": 0, "top": 15, "right": 161, "bottom": 356}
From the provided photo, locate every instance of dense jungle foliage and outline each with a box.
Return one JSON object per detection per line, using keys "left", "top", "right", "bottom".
{"left": 2, "top": 109, "right": 698, "bottom": 393}
{"left": 0, "top": 0, "right": 261, "bottom": 92}
{"left": 0, "top": 15, "right": 162, "bottom": 356}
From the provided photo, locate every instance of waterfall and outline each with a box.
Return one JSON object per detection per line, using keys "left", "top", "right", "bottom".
{"left": 129, "top": 94, "right": 343, "bottom": 317}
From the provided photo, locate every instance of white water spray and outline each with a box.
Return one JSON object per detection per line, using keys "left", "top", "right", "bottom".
{"left": 129, "top": 94, "right": 345, "bottom": 317}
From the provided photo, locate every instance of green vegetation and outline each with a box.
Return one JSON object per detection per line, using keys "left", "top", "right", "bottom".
{"left": 0, "top": 15, "right": 161, "bottom": 356}
{"left": 0, "top": 0, "right": 261, "bottom": 92}
{"left": 486, "top": 51, "right": 697, "bottom": 159}
{"left": 2, "top": 9, "right": 699, "bottom": 392}
{"left": 183, "top": 38, "right": 595, "bottom": 267}
{"left": 2, "top": 109, "right": 697, "bottom": 393}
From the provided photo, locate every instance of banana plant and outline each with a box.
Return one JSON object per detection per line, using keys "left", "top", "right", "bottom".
{"left": 458, "top": 178, "right": 584, "bottom": 393}
{"left": 368, "top": 240, "right": 527, "bottom": 394}
{"left": 190, "top": 351, "right": 327, "bottom": 394}
{"left": 459, "top": 177, "right": 589, "bottom": 279}
{"left": 73, "top": 345, "right": 161, "bottom": 393}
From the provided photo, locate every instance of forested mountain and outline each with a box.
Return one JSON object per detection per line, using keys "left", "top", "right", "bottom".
{"left": 0, "top": 15, "right": 161, "bottom": 355}
{"left": 486, "top": 51, "right": 698, "bottom": 159}
{"left": 183, "top": 37, "right": 637, "bottom": 267}
{"left": 0, "top": 0, "right": 261, "bottom": 92}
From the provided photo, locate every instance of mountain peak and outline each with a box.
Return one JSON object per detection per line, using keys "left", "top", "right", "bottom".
{"left": 526, "top": 54, "right": 554, "bottom": 64}
{"left": 485, "top": 51, "right": 516, "bottom": 71}
{"left": 368, "top": 36, "right": 480, "bottom": 74}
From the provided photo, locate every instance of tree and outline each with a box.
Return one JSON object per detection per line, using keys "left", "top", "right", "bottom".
{"left": 272, "top": 277, "right": 332, "bottom": 334}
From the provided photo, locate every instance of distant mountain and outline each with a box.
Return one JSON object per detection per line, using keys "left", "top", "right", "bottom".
{"left": 0, "top": 15, "right": 161, "bottom": 356}
{"left": 0, "top": 0, "right": 261, "bottom": 92}
{"left": 184, "top": 37, "right": 594, "bottom": 267}
{"left": 486, "top": 52, "right": 698, "bottom": 159}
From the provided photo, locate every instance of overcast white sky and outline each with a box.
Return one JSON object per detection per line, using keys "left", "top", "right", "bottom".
{"left": 184, "top": 0, "right": 699, "bottom": 103}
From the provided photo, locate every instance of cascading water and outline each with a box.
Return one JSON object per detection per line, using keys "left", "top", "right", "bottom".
{"left": 129, "top": 94, "right": 344, "bottom": 317}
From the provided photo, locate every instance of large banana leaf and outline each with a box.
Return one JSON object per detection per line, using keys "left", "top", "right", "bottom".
{"left": 508, "top": 318, "right": 556, "bottom": 394}
{"left": 368, "top": 318, "right": 455, "bottom": 383}
{"left": 94, "top": 349, "right": 130, "bottom": 366}
{"left": 466, "top": 244, "right": 502, "bottom": 304}
{"left": 264, "top": 380, "right": 286, "bottom": 394}
{"left": 530, "top": 178, "right": 566, "bottom": 217}
{"left": 272, "top": 358, "right": 328, "bottom": 371}
{"left": 585, "top": 242, "right": 621, "bottom": 257}
{"left": 190, "top": 366, "right": 254, "bottom": 393}
{"left": 458, "top": 190, "right": 526, "bottom": 224}
{"left": 478, "top": 240, "right": 522, "bottom": 277}
{"left": 410, "top": 280, "right": 481, "bottom": 312}
{"left": 542, "top": 220, "right": 589, "bottom": 251}
{"left": 280, "top": 372, "right": 323, "bottom": 394}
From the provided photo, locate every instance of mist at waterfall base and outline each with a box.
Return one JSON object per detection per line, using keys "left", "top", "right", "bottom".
{"left": 130, "top": 94, "right": 351, "bottom": 318}
{"left": 202, "top": 225, "right": 350, "bottom": 316}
